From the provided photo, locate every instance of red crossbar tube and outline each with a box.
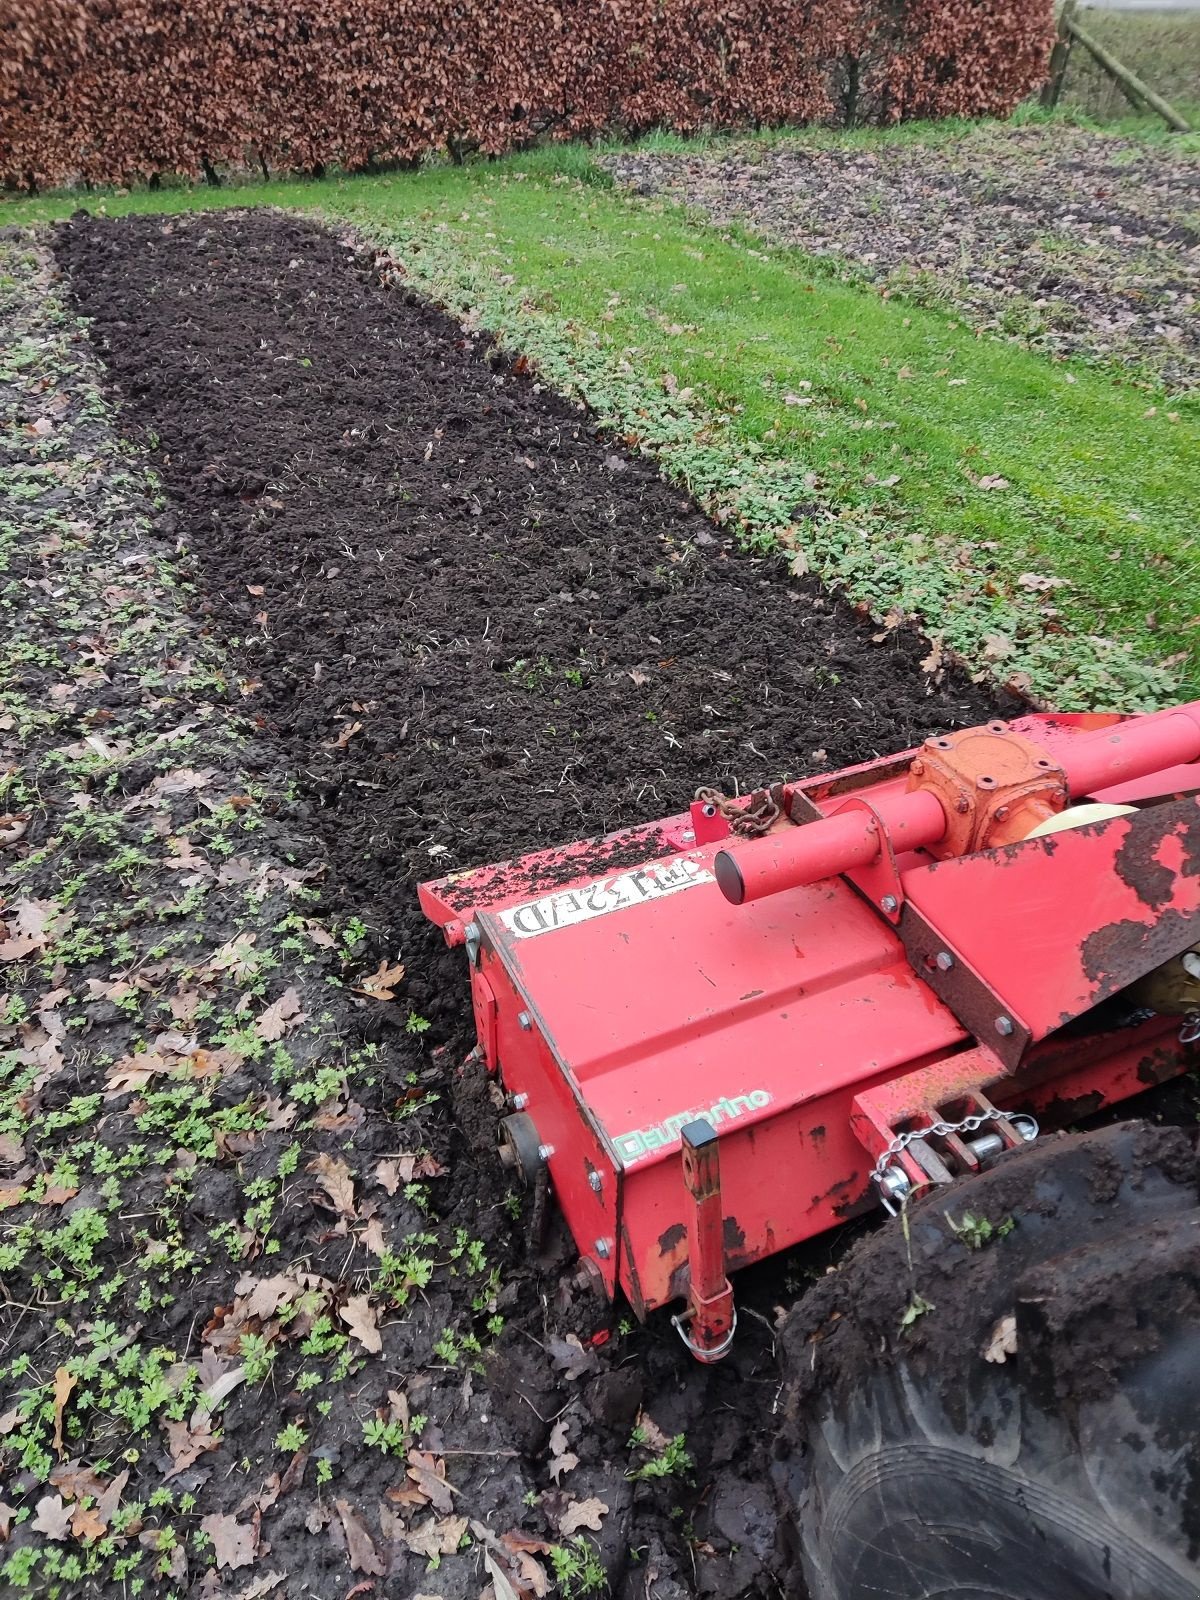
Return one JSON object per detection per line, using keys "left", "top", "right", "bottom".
{"left": 716, "top": 703, "right": 1200, "bottom": 906}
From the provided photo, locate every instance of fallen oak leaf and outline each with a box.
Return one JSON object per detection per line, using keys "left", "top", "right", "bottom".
{"left": 31, "top": 1494, "right": 72, "bottom": 1541}
{"left": 325, "top": 720, "right": 363, "bottom": 750}
{"left": 403, "top": 1513, "right": 468, "bottom": 1559}
{"left": 558, "top": 1497, "right": 608, "bottom": 1536}
{"left": 547, "top": 1416, "right": 578, "bottom": 1482}
{"left": 546, "top": 1333, "right": 599, "bottom": 1380}
{"left": 71, "top": 1502, "right": 107, "bottom": 1542}
{"left": 254, "top": 986, "right": 306, "bottom": 1042}
{"left": 406, "top": 1449, "right": 457, "bottom": 1514}
{"left": 166, "top": 1416, "right": 221, "bottom": 1476}
{"left": 484, "top": 1549, "right": 524, "bottom": 1600}
{"left": 340, "top": 1294, "right": 382, "bottom": 1355}
{"left": 309, "top": 1152, "right": 356, "bottom": 1217}
{"left": 200, "top": 1512, "right": 257, "bottom": 1571}
{"left": 498, "top": 1528, "right": 555, "bottom": 1593}
{"left": 334, "top": 1499, "right": 386, "bottom": 1575}
{"left": 233, "top": 1574, "right": 285, "bottom": 1599}
{"left": 353, "top": 958, "right": 406, "bottom": 1001}
{"left": 105, "top": 1050, "right": 170, "bottom": 1098}
{"left": 52, "top": 1366, "right": 76, "bottom": 1455}
{"left": 983, "top": 1313, "right": 1018, "bottom": 1364}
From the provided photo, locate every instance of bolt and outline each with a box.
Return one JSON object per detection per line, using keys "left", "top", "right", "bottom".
{"left": 537, "top": 1143, "right": 555, "bottom": 1162}
{"left": 512, "top": 1092, "right": 529, "bottom": 1110}
{"left": 995, "top": 1015, "right": 1014, "bottom": 1037}
{"left": 879, "top": 1167, "right": 912, "bottom": 1201}
{"left": 517, "top": 1010, "right": 532, "bottom": 1031}
{"left": 994, "top": 805, "right": 1009, "bottom": 822}
{"left": 880, "top": 895, "right": 898, "bottom": 913}
{"left": 594, "top": 1237, "right": 612, "bottom": 1259}
{"left": 955, "top": 797, "right": 970, "bottom": 814}
{"left": 936, "top": 951, "right": 954, "bottom": 971}
{"left": 911, "top": 758, "right": 925, "bottom": 776}
{"left": 680, "top": 829, "right": 695, "bottom": 843}
{"left": 588, "top": 1170, "right": 603, "bottom": 1194}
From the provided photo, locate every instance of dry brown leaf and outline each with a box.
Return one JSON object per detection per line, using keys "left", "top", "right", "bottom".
{"left": 0, "top": 1132, "right": 25, "bottom": 1167}
{"left": 983, "top": 1313, "right": 1018, "bottom": 1364}
{"left": 71, "top": 1502, "right": 106, "bottom": 1542}
{"left": 484, "top": 1549, "right": 524, "bottom": 1600}
{"left": 309, "top": 1152, "right": 356, "bottom": 1216}
{"left": 233, "top": 1574, "right": 285, "bottom": 1600}
{"left": 499, "top": 1529, "right": 554, "bottom": 1593}
{"left": 94, "top": 1468, "right": 128, "bottom": 1530}
{"left": 360, "top": 1214, "right": 387, "bottom": 1256}
{"left": 0, "top": 898, "right": 73, "bottom": 962}
{"left": 334, "top": 1499, "right": 386, "bottom": 1575}
{"left": 547, "top": 1417, "right": 578, "bottom": 1482}
{"left": 200, "top": 1512, "right": 257, "bottom": 1571}
{"left": 404, "top": 1513, "right": 468, "bottom": 1559}
{"left": 325, "top": 720, "right": 364, "bottom": 750}
{"left": 52, "top": 1367, "right": 75, "bottom": 1455}
{"left": 165, "top": 1416, "right": 221, "bottom": 1476}
{"left": 375, "top": 1159, "right": 400, "bottom": 1195}
{"left": 105, "top": 1050, "right": 170, "bottom": 1097}
{"left": 406, "top": 1449, "right": 456, "bottom": 1513}
{"left": 1016, "top": 571, "right": 1069, "bottom": 592}
{"left": 31, "top": 1494, "right": 72, "bottom": 1541}
{"left": 255, "top": 987, "right": 306, "bottom": 1042}
{"left": 634, "top": 1410, "right": 671, "bottom": 1452}
{"left": 353, "top": 957, "right": 406, "bottom": 1001}
{"left": 208, "top": 934, "right": 259, "bottom": 980}
{"left": 0, "top": 1187, "right": 26, "bottom": 1211}
{"left": 546, "top": 1333, "right": 599, "bottom": 1380}
{"left": 340, "top": 1294, "right": 382, "bottom": 1355}
{"left": 558, "top": 1496, "right": 608, "bottom": 1536}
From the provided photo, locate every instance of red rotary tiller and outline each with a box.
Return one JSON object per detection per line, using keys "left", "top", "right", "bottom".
{"left": 421, "top": 705, "right": 1200, "bottom": 1360}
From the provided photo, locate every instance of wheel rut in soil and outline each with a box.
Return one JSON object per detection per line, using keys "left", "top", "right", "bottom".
{"left": 53, "top": 207, "right": 1008, "bottom": 1596}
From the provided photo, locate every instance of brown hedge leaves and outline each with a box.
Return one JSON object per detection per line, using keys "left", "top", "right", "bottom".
{"left": 1, "top": 0, "right": 1054, "bottom": 192}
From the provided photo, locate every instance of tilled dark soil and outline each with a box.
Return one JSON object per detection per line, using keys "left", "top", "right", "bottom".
{"left": 54, "top": 208, "right": 1003, "bottom": 1024}
{"left": 50, "top": 207, "right": 1008, "bottom": 1595}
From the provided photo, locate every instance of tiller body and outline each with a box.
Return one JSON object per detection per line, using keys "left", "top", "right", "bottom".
{"left": 421, "top": 705, "right": 1200, "bottom": 1359}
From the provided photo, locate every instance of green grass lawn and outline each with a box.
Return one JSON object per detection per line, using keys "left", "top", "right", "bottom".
{"left": 5, "top": 127, "right": 1197, "bottom": 707}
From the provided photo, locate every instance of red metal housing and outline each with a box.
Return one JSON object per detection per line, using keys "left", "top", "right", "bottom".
{"left": 420, "top": 708, "right": 1200, "bottom": 1356}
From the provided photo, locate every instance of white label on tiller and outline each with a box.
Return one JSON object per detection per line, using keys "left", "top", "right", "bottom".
{"left": 499, "top": 858, "right": 715, "bottom": 939}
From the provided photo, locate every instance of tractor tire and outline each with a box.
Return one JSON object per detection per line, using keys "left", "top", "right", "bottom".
{"left": 774, "top": 1120, "right": 1200, "bottom": 1600}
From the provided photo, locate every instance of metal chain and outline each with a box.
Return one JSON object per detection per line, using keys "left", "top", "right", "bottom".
{"left": 694, "top": 784, "right": 781, "bottom": 838}
{"left": 871, "top": 1108, "right": 1039, "bottom": 1190}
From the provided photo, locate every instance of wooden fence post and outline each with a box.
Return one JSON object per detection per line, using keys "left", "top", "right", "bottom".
{"left": 1040, "top": 0, "right": 1079, "bottom": 111}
